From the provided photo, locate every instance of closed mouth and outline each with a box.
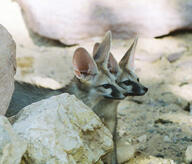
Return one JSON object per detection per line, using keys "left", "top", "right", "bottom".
{"left": 124, "top": 92, "right": 147, "bottom": 96}
{"left": 104, "top": 95, "right": 125, "bottom": 100}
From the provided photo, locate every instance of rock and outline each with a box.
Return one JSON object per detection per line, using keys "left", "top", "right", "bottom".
{"left": 185, "top": 145, "right": 192, "bottom": 163}
{"left": 117, "top": 139, "right": 136, "bottom": 163}
{"left": 0, "top": 115, "right": 27, "bottom": 164}
{"left": 163, "top": 135, "right": 171, "bottom": 142}
{"left": 167, "top": 52, "right": 183, "bottom": 63}
{"left": 127, "top": 155, "right": 176, "bottom": 164}
{"left": 13, "top": 93, "right": 113, "bottom": 164}
{"left": 0, "top": 24, "right": 16, "bottom": 115}
{"left": 137, "top": 134, "right": 147, "bottom": 143}
{"left": 16, "top": 0, "right": 192, "bottom": 44}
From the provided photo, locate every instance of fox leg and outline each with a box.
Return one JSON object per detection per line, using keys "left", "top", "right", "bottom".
{"left": 102, "top": 104, "right": 118, "bottom": 164}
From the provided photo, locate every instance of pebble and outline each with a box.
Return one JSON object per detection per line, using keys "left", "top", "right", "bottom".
{"left": 163, "top": 135, "right": 171, "bottom": 142}
{"left": 185, "top": 145, "right": 192, "bottom": 163}
{"left": 137, "top": 134, "right": 147, "bottom": 143}
{"left": 167, "top": 52, "right": 183, "bottom": 63}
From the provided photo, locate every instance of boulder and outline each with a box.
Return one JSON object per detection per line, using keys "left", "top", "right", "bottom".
{"left": 16, "top": 0, "right": 192, "bottom": 45}
{"left": 0, "top": 24, "right": 16, "bottom": 115}
{"left": 0, "top": 115, "right": 27, "bottom": 164}
{"left": 13, "top": 93, "right": 113, "bottom": 164}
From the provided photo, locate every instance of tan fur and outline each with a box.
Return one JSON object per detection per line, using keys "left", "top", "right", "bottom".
{"left": 92, "top": 35, "right": 147, "bottom": 164}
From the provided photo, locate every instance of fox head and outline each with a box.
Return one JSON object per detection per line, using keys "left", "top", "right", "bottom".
{"left": 72, "top": 31, "right": 125, "bottom": 100}
{"left": 93, "top": 34, "right": 148, "bottom": 97}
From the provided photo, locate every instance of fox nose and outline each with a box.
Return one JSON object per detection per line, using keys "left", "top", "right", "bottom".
{"left": 144, "top": 87, "right": 148, "bottom": 92}
{"left": 140, "top": 86, "right": 148, "bottom": 95}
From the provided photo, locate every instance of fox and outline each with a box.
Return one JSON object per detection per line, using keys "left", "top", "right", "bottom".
{"left": 92, "top": 35, "right": 148, "bottom": 164}
{"left": 7, "top": 31, "right": 147, "bottom": 164}
{"left": 92, "top": 37, "right": 148, "bottom": 97}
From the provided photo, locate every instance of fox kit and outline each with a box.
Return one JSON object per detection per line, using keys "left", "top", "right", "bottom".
{"left": 7, "top": 32, "right": 147, "bottom": 164}
{"left": 92, "top": 34, "right": 147, "bottom": 164}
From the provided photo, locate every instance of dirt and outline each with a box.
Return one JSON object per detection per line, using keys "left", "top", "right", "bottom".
{"left": 1, "top": 0, "right": 192, "bottom": 164}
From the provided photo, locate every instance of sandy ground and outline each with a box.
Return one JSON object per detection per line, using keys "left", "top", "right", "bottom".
{"left": 1, "top": 1, "right": 192, "bottom": 164}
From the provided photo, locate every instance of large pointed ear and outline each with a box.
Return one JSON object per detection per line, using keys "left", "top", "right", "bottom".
{"left": 119, "top": 37, "right": 138, "bottom": 70}
{"left": 93, "top": 31, "right": 112, "bottom": 65}
{"left": 108, "top": 54, "right": 119, "bottom": 75}
{"left": 73, "top": 47, "right": 98, "bottom": 80}
{"left": 93, "top": 42, "right": 119, "bottom": 74}
{"left": 93, "top": 42, "right": 100, "bottom": 58}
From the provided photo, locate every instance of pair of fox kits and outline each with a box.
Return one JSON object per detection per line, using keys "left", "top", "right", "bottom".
{"left": 7, "top": 31, "right": 148, "bottom": 164}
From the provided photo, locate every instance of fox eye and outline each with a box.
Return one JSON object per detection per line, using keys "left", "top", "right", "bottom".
{"left": 122, "top": 80, "right": 133, "bottom": 86}
{"left": 137, "top": 78, "right": 140, "bottom": 82}
{"left": 102, "top": 84, "right": 111, "bottom": 89}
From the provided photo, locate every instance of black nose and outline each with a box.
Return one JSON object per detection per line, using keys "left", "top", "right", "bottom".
{"left": 144, "top": 87, "right": 148, "bottom": 93}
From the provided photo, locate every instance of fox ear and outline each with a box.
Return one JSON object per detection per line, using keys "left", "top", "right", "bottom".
{"left": 93, "top": 31, "right": 112, "bottom": 66}
{"left": 73, "top": 47, "right": 98, "bottom": 80}
{"left": 108, "top": 54, "right": 119, "bottom": 75}
{"left": 119, "top": 37, "right": 138, "bottom": 70}
{"left": 93, "top": 42, "right": 100, "bottom": 58}
{"left": 93, "top": 42, "right": 119, "bottom": 74}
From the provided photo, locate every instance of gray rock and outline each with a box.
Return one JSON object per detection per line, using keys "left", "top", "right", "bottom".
{"left": 163, "top": 135, "right": 171, "bottom": 142}
{"left": 16, "top": 0, "right": 192, "bottom": 45}
{"left": 137, "top": 134, "right": 147, "bottom": 143}
{"left": 0, "top": 115, "right": 27, "bottom": 164}
{"left": 117, "top": 140, "right": 136, "bottom": 164}
{"left": 167, "top": 52, "right": 183, "bottom": 63}
{"left": 13, "top": 93, "right": 113, "bottom": 164}
{"left": 185, "top": 145, "right": 192, "bottom": 163}
{"left": 0, "top": 24, "right": 16, "bottom": 115}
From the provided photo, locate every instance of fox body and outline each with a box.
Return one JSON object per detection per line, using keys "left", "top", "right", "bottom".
{"left": 92, "top": 34, "right": 147, "bottom": 163}
{"left": 7, "top": 32, "right": 147, "bottom": 164}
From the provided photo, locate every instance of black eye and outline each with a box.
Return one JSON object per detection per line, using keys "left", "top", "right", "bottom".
{"left": 137, "top": 78, "right": 140, "bottom": 82}
{"left": 122, "top": 80, "right": 133, "bottom": 85}
{"left": 102, "top": 84, "right": 111, "bottom": 89}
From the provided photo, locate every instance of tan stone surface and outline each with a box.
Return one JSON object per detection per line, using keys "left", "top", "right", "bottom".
{"left": 13, "top": 93, "right": 113, "bottom": 164}
{"left": 0, "top": 115, "right": 26, "bottom": 164}
{"left": 0, "top": 24, "right": 16, "bottom": 115}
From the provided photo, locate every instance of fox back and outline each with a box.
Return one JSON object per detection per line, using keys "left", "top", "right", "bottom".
{"left": 7, "top": 32, "right": 125, "bottom": 117}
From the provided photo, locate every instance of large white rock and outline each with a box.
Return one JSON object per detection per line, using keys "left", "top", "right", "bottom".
{"left": 0, "top": 115, "right": 27, "bottom": 164}
{"left": 0, "top": 24, "right": 16, "bottom": 115}
{"left": 13, "top": 93, "right": 113, "bottom": 164}
{"left": 16, "top": 0, "right": 192, "bottom": 44}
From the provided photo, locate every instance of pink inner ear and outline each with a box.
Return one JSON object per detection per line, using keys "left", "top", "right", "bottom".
{"left": 93, "top": 43, "right": 100, "bottom": 58}
{"left": 93, "top": 42, "right": 118, "bottom": 74}
{"left": 108, "top": 54, "right": 118, "bottom": 74}
{"left": 73, "top": 48, "right": 97, "bottom": 76}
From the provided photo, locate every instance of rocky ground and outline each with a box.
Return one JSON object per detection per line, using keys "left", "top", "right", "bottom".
{"left": 1, "top": 0, "right": 192, "bottom": 163}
